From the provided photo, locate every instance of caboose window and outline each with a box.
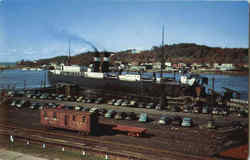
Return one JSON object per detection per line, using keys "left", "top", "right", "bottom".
{"left": 73, "top": 115, "right": 76, "bottom": 121}
{"left": 53, "top": 112, "right": 57, "bottom": 119}
{"left": 82, "top": 116, "right": 86, "bottom": 122}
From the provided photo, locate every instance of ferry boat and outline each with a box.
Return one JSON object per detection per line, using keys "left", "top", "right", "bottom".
{"left": 48, "top": 30, "right": 208, "bottom": 98}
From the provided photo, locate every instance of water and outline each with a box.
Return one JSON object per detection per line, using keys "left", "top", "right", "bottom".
{"left": 0, "top": 62, "right": 16, "bottom": 67}
{"left": 198, "top": 73, "right": 248, "bottom": 100}
{"left": 138, "top": 72, "right": 248, "bottom": 100}
{"left": 0, "top": 69, "right": 248, "bottom": 100}
{"left": 0, "top": 69, "right": 50, "bottom": 90}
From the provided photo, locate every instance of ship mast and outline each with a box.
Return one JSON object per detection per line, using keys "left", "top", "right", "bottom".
{"left": 159, "top": 25, "right": 167, "bottom": 110}
{"left": 160, "top": 25, "right": 165, "bottom": 79}
{"left": 68, "top": 39, "right": 71, "bottom": 65}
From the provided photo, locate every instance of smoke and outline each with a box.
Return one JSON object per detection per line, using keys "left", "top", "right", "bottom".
{"left": 47, "top": 26, "right": 99, "bottom": 52}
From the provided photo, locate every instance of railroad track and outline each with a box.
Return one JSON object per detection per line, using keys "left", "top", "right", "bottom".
{"left": 4, "top": 105, "right": 243, "bottom": 158}
{"left": 0, "top": 123, "right": 212, "bottom": 160}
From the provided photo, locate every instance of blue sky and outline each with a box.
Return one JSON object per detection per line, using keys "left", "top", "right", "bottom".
{"left": 0, "top": 0, "right": 248, "bottom": 62}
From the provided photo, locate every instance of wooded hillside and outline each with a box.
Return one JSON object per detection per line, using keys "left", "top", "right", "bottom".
{"left": 37, "top": 43, "right": 248, "bottom": 66}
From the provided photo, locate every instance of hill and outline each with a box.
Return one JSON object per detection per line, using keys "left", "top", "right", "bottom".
{"left": 36, "top": 43, "right": 248, "bottom": 66}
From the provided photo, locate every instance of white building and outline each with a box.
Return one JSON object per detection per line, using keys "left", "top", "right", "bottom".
{"left": 165, "top": 62, "right": 172, "bottom": 67}
{"left": 213, "top": 63, "right": 220, "bottom": 68}
{"left": 153, "top": 62, "right": 161, "bottom": 69}
{"left": 131, "top": 49, "right": 141, "bottom": 54}
{"left": 60, "top": 64, "right": 85, "bottom": 72}
{"left": 219, "top": 63, "right": 235, "bottom": 70}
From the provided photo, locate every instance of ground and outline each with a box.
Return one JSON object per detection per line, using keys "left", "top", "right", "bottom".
{"left": 0, "top": 98, "right": 248, "bottom": 159}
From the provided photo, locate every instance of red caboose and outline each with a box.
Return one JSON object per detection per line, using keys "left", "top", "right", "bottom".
{"left": 40, "top": 108, "right": 99, "bottom": 135}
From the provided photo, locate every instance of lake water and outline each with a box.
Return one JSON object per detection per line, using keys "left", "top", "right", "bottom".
{"left": 0, "top": 62, "right": 16, "bottom": 67}
{"left": 0, "top": 69, "right": 248, "bottom": 100}
{"left": 0, "top": 69, "right": 49, "bottom": 89}
{"left": 167, "top": 73, "right": 248, "bottom": 100}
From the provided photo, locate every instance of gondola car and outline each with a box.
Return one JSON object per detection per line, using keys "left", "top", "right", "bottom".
{"left": 40, "top": 108, "right": 99, "bottom": 135}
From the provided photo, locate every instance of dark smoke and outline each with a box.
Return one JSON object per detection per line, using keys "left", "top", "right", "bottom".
{"left": 48, "top": 26, "right": 99, "bottom": 53}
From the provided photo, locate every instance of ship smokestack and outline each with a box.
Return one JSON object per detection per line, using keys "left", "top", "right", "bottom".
{"left": 93, "top": 52, "right": 100, "bottom": 72}
{"left": 102, "top": 51, "right": 110, "bottom": 73}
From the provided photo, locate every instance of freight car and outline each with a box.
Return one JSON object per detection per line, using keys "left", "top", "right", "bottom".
{"left": 40, "top": 108, "right": 99, "bottom": 135}
{"left": 40, "top": 108, "right": 146, "bottom": 137}
{"left": 112, "top": 124, "right": 146, "bottom": 137}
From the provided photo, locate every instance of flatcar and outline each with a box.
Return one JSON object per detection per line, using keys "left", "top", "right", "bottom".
{"left": 112, "top": 125, "right": 146, "bottom": 137}
{"left": 40, "top": 108, "right": 99, "bottom": 135}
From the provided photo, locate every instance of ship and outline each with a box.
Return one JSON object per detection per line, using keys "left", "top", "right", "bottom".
{"left": 48, "top": 29, "right": 208, "bottom": 99}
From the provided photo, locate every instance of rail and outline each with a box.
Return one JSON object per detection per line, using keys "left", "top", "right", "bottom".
{"left": 0, "top": 123, "right": 212, "bottom": 160}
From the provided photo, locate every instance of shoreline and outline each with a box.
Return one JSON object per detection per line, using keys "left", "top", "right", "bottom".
{"left": 145, "top": 69, "right": 249, "bottom": 76}
{"left": 0, "top": 66, "right": 22, "bottom": 71}
{"left": 189, "top": 70, "right": 248, "bottom": 76}
{"left": 1, "top": 67, "right": 249, "bottom": 76}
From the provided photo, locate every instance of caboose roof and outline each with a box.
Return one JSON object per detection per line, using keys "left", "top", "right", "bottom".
{"left": 42, "top": 108, "right": 93, "bottom": 116}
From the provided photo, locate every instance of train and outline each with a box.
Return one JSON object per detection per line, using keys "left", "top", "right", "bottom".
{"left": 40, "top": 108, "right": 99, "bottom": 135}
{"left": 40, "top": 108, "right": 146, "bottom": 137}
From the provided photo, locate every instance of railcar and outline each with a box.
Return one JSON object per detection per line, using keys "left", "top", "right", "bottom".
{"left": 40, "top": 108, "right": 99, "bottom": 135}
{"left": 40, "top": 108, "right": 146, "bottom": 137}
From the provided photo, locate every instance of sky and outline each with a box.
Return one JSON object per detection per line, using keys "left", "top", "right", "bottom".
{"left": 0, "top": 0, "right": 248, "bottom": 62}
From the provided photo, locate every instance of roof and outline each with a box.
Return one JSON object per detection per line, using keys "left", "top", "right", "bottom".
{"left": 42, "top": 108, "right": 92, "bottom": 116}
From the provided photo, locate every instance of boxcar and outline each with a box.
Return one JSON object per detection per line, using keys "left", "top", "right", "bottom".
{"left": 40, "top": 108, "right": 99, "bottom": 135}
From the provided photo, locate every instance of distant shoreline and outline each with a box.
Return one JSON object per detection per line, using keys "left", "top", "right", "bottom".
{"left": 145, "top": 69, "right": 249, "bottom": 76}
{"left": 1, "top": 67, "right": 248, "bottom": 76}
{"left": 0, "top": 66, "right": 21, "bottom": 71}
{"left": 189, "top": 70, "right": 248, "bottom": 76}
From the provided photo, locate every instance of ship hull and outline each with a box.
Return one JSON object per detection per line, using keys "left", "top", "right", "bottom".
{"left": 48, "top": 72, "right": 199, "bottom": 97}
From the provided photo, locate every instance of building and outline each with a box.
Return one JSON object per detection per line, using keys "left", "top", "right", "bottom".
{"left": 60, "top": 64, "right": 85, "bottom": 72}
{"left": 141, "top": 63, "right": 153, "bottom": 70}
{"left": 129, "top": 65, "right": 146, "bottom": 71}
{"left": 216, "top": 63, "right": 235, "bottom": 71}
{"left": 213, "top": 63, "right": 220, "bottom": 69}
{"left": 165, "top": 62, "right": 172, "bottom": 67}
{"left": 153, "top": 62, "right": 161, "bottom": 69}
{"left": 243, "top": 64, "right": 248, "bottom": 68}
{"left": 177, "top": 63, "right": 187, "bottom": 68}
{"left": 172, "top": 63, "right": 178, "bottom": 68}
{"left": 131, "top": 49, "right": 141, "bottom": 54}
{"left": 220, "top": 63, "right": 234, "bottom": 68}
